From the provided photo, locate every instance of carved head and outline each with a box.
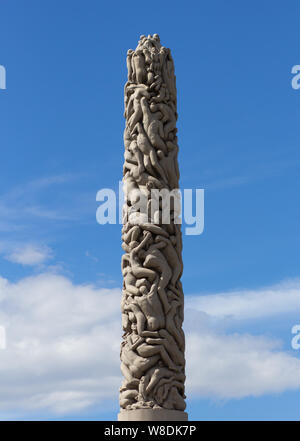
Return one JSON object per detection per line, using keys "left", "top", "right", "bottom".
{"left": 139, "top": 285, "right": 148, "bottom": 295}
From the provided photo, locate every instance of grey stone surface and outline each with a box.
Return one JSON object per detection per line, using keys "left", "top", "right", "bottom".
{"left": 118, "top": 409, "right": 188, "bottom": 421}
{"left": 120, "top": 34, "right": 187, "bottom": 421}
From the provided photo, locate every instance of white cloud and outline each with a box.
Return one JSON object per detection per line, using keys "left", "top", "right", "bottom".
{"left": 186, "top": 331, "right": 300, "bottom": 399}
{"left": 5, "top": 244, "right": 53, "bottom": 266}
{"left": 186, "top": 279, "right": 300, "bottom": 320}
{"left": 0, "top": 273, "right": 299, "bottom": 418}
{"left": 0, "top": 273, "right": 121, "bottom": 416}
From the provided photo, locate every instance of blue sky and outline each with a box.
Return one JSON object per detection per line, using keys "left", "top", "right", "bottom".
{"left": 0, "top": 0, "right": 300, "bottom": 421}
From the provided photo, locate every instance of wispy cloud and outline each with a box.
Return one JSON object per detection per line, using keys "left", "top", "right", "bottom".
{"left": 85, "top": 251, "right": 99, "bottom": 263}
{"left": 205, "top": 157, "right": 300, "bottom": 191}
{"left": 4, "top": 244, "right": 53, "bottom": 266}
{"left": 0, "top": 173, "right": 89, "bottom": 232}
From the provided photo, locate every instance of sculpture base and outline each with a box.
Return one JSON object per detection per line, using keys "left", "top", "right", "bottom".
{"left": 118, "top": 409, "right": 188, "bottom": 421}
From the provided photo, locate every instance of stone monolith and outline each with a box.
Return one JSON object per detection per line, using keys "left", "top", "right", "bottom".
{"left": 119, "top": 34, "right": 187, "bottom": 421}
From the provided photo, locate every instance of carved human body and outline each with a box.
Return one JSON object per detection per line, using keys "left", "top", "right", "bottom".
{"left": 119, "top": 34, "right": 187, "bottom": 421}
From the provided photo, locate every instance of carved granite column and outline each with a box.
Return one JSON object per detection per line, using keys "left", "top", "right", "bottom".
{"left": 119, "top": 34, "right": 187, "bottom": 421}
